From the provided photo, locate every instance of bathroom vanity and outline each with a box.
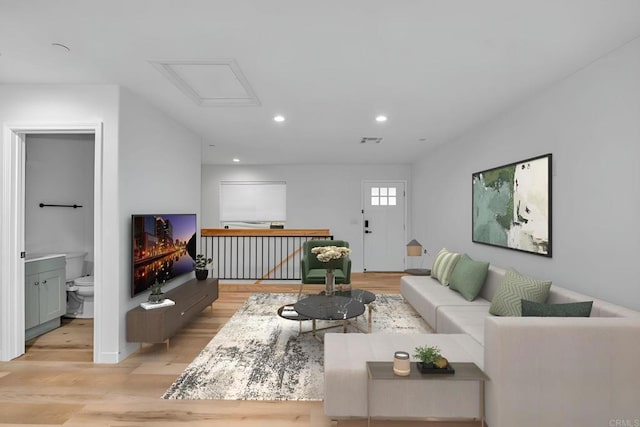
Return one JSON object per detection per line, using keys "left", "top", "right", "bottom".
{"left": 25, "top": 254, "right": 66, "bottom": 340}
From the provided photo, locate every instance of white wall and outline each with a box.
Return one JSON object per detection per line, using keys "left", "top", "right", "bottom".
{"left": 0, "top": 84, "right": 119, "bottom": 362}
{"left": 202, "top": 164, "right": 411, "bottom": 272}
{"left": 25, "top": 134, "right": 95, "bottom": 260}
{"left": 412, "top": 38, "right": 640, "bottom": 310}
{"left": 118, "top": 88, "right": 202, "bottom": 359}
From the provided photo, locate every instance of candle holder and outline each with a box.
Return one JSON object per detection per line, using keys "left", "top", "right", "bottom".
{"left": 393, "top": 351, "right": 410, "bottom": 376}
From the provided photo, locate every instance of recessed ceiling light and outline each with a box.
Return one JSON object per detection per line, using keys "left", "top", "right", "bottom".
{"left": 273, "top": 115, "right": 285, "bottom": 122}
{"left": 375, "top": 115, "right": 388, "bottom": 123}
{"left": 232, "top": 158, "right": 240, "bottom": 163}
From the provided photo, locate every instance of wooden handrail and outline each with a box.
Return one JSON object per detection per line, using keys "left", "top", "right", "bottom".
{"left": 255, "top": 245, "right": 305, "bottom": 284}
{"left": 200, "top": 229, "right": 333, "bottom": 280}
{"left": 201, "top": 228, "right": 331, "bottom": 237}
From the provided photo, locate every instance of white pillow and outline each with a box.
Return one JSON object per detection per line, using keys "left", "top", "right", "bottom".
{"left": 431, "top": 248, "right": 461, "bottom": 286}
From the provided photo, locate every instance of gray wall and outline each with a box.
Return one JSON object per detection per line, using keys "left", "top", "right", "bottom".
{"left": 0, "top": 84, "right": 121, "bottom": 362}
{"left": 118, "top": 88, "right": 202, "bottom": 359}
{"left": 25, "top": 134, "right": 95, "bottom": 261}
{"left": 412, "top": 37, "right": 640, "bottom": 310}
{"left": 202, "top": 163, "right": 411, "bottom": 272}
{"left": 0, "top": 84, "right": 202, "bottom": 362}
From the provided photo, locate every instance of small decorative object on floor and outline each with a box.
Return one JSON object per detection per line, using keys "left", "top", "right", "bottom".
{"left": 393, "top": 351, "right": 411, "bottom": 376}
{"left": 414, "top": 345, "right": 454, "bottom": 374}
{"left": 194, "top": 254, "right": 213, "bottom": 280}
{"left": 311, "top": 245, "right": 351, "bottom": 296}
{"left": 148, "top": 279, "right": 164, "bottom": 303}
{"left": 281, "top": 305, "right": 299, "bottom": 318}
{"left": 405, "top": 239, "right": 431, "bottom": 275}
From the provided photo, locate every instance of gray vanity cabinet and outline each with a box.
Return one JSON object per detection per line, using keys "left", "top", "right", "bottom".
{"left": 25, "top": 256, "right": 66, "bottom": 340}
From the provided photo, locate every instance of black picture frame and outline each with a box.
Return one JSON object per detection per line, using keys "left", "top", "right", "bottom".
{"left": 472, "top": 153, "right": 552, "bottom": 257}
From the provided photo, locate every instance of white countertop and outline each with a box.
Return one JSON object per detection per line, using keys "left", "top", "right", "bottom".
{"left": 25, "top": 253, "right": 65, "bottom": 263}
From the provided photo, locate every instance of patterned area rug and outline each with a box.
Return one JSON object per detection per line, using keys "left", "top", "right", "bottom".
{"left": 162, "top": 292, "right": 431, "bottom": 401}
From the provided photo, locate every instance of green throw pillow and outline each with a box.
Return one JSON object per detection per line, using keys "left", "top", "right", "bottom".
{"left": 489, "top": 269, "right": 552, "bottom": 316}
{"left": 521, "top": 300, "right": 593, "bottom": 317}
{"left": 431, "top": 248, "right": 461, "bottom": 287}
{"left": 448, "top": 254, "right": 489, "bottom": 301}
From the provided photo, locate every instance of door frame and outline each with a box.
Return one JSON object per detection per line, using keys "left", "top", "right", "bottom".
{"left": 1, "top": 123, "right": 103, "bottom": 361}
{"left": 361, "top": 179, "right": 408, "bottom": 272}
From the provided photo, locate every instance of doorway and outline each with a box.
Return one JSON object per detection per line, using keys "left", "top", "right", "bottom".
{"left": 23, "top": 134, "right": 95, "bottom": 360}
{"left": 0, "top": 123, "right": 102, "bottom": 362}
{"left": 362, "top": 180, "right": 407, "bottom": 272}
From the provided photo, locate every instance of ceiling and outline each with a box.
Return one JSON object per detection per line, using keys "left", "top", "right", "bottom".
{"left": 2, "top": 1, "right": 640, "bottom": 165}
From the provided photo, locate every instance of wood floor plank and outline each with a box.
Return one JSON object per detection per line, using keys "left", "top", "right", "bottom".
{"left": 0, "top": 402, "right": 83, "bottom": 425}
{"left": 0, "top": 273, "right": 480, "bottom": 426}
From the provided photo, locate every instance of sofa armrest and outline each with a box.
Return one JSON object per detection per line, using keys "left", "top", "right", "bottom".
{"left": 484, "top": 316, "right": 640, "bottom": 427}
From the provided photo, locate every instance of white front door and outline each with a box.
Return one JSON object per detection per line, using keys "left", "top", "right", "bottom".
{"left": 362, "top": 181, "right": 406, "bottom": 272}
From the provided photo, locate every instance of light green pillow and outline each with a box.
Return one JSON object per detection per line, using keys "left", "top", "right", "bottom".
{"left": 489, "top": 269, "right": 552, "bottom": 316}
{"left": 521, "top": 300, "right": 593, "bottom": 317}
{"left": 431, "top": 248, "right": 461, "bottom": 286}
{"left": 448, "top": 254, "right": 489, "bottom": 301}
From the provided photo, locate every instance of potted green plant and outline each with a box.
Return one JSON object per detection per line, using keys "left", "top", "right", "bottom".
{"left": 194, "top": 254, "right": 213, "bottom": 280}
{"left": 414, "top": 345, "right": 449, "bottom": 372}
{"left": 148, "top": 279, "right": 164, "bottom": 303}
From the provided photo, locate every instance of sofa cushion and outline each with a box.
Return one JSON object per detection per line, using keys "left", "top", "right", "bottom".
{"left": 401, "top": 275, "right": 490, "bottom": 329}
{"left": 449, "top": 254, "right": 490, "bottom": 301}
{"left": 436, "top": 305, "right": 491, "bottom": 345}
{"left": 306, "top": 268, "right": 346, "bottom": 282}
{"left": 489, "top": 269, "right": 552, "bottom": 316}
{"left": 521, "top": 299, "right": 593, "bottom": 317}
{"left": 431, "top": 248, "right": 461, "bottom": 286}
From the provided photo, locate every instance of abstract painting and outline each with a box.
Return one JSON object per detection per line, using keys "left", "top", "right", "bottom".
{"left": 472, "top": 153, "right": 552, "bottom": 257}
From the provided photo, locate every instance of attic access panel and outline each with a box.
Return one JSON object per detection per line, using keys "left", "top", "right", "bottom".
{"left": 151, "top": 59, "right": 260, "bottom": 106}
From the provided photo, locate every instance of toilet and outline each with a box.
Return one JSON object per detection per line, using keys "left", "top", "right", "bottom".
{"left": 65, "top": 252, "right": 94, "bottom": 318}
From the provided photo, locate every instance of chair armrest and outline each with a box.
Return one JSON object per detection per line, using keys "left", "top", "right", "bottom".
{"left": 301, "top": 257, "right": 309, "bottom": 282}
{"left": 342, "top": 257, "right": 352, "bottom": 283}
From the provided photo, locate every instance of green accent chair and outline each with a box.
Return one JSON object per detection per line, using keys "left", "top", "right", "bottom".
{"left": 301, "top": 240, "right": 352, "bottom": 285}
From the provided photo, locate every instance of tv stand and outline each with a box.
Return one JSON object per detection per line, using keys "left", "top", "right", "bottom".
{"left": 126, "top": 278, "right": 219, "bottom": 348}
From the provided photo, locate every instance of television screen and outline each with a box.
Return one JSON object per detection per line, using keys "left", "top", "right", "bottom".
{"left": 131, "top": 214, "right": 197, "bottom": 297}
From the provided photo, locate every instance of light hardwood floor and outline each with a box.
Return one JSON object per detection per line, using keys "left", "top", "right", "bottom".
{"left": 0, "top": 273, "right": 481, "bottom": 426}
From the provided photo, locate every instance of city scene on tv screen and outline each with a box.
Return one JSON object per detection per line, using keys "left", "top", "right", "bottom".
{"left": 132, "top": 214, "right": 197, "bottom": 296}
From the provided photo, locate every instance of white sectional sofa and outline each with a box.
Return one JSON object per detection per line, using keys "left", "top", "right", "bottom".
{"left": 400, "top": 265, "right": 640, "bottom": 427}
{"left": 324, "top": 264, "right": 640, "bottom": 427}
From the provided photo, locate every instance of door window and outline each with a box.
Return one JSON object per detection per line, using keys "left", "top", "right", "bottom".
{"left": 370, "top": 187, "right": 397, "bottom": 206}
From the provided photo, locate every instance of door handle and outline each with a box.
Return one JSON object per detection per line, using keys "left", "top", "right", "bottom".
{"left": 365, "top": 230, "right": 373, "bottom": 234}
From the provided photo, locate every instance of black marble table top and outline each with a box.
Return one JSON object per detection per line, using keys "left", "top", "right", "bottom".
{"left": 294, "top": 295, "right": 365, "bottom": 320}
{"left": 318, "top": 288, "right": 376, "bottom": 305}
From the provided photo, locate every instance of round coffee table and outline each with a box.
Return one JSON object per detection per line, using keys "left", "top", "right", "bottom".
{"left": 294, "top": 295, "right": 366, "bottom": 339}
{"left": 320, "top": 288, "right": 376, "bottom": 304}
{"left": 318, "top": 289, "right": 376, "bottom": 332}
{"left": 277, "top": 304, "right": 312, "bottom": 335}
{"left": 277, "top": 304, "right": 312, "bottom": 322}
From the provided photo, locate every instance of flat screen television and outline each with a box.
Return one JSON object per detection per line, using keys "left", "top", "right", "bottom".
{"left": 131, "top": 213, "right": 197, "bottom": 297}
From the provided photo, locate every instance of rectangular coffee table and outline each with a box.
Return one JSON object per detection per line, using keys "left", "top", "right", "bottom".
{"left": 366, "top": 361, "right": 488, "bottom": 426}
